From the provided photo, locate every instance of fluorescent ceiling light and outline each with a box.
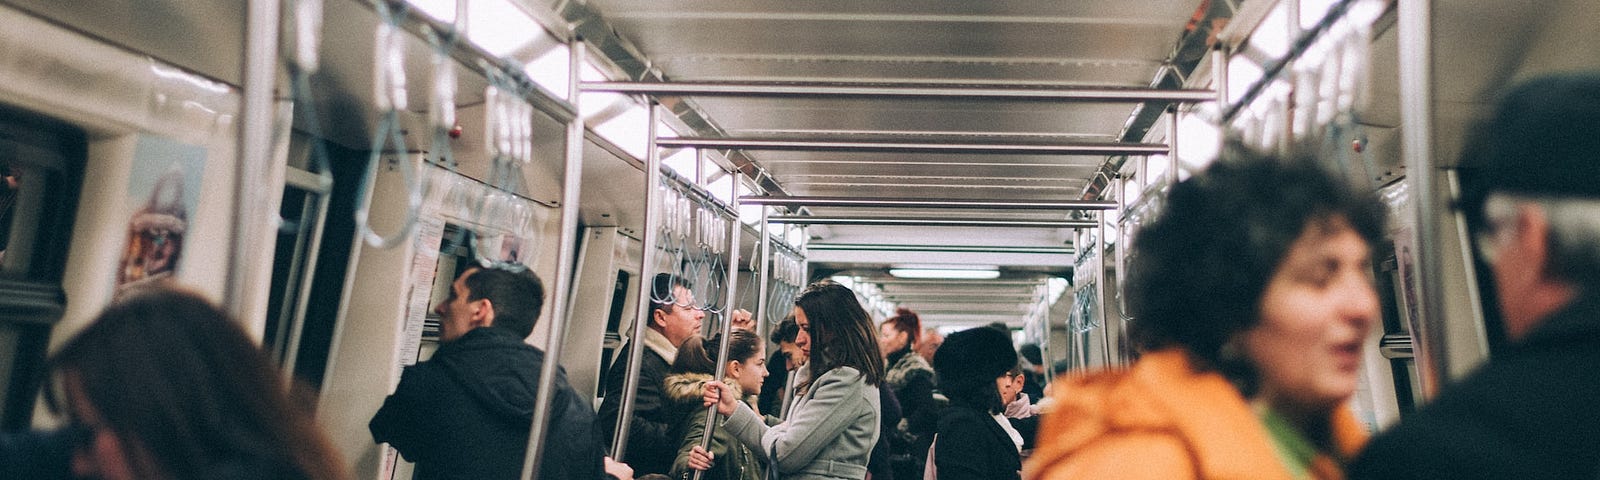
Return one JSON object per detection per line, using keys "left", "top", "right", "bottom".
{"left": 888, "top": 268, "right": 1000, "bottom": 280}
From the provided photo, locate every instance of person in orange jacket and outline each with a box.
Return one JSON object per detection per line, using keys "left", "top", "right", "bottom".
{"left": 1026, "top": 148, "right": 1385, "bottom": 480}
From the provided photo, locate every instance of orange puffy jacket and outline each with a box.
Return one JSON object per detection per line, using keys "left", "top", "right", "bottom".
{"left": 1024, "top": 349, "right": 1366, "bottom": 480}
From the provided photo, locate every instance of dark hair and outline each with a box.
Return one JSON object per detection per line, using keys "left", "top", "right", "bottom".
{"left": 1126, "top": 148, "right": 1385, "bottom": 384}
{"left": 933, "top": 327, "right": 1017, "bottom": 414}
{"left": 463, "top": 265, "right": 545, "bottom": 337}
{"left": 671, "top": 330, "right": 763, "bottom": 375}
{"left": 48, "top": 287, "right": 347, "bottom": 480}
{"left": 770, "top": 315, "right": 800, "bottom": 344}
{"left": 879, "top": 308, "right": 922, "bottom": 349}
{"left": 794, "top": 281, "right": 884, "bottom": 389}
{"left": 650, "top": 273, "right": 693, "bottom": 323}
{"left": 1019, "top": 343, "right": 1043, "bottom": 366}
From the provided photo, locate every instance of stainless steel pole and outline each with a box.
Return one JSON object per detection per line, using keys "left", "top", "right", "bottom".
{"left": 766, "top": 216, "right": 1098, "bottom": 228}
{"left": 756, "top": 208, "right": 773, "bottom": 325}
{"left": 612, "top": 102, "right": 665, "bottom": 459}
{"left": 741, "top": 195, "right": 1117, "bottom": 211}
{"left": 692, "top": 175, "right": 743, "bottom": 480}
{"left": 580, "top": 80, "right": 1216, "bottom": 103}
{"left": 522, "top": 36, "right": 586, "bottom": 479}
{"left": 228, "top": 0, "right": 282, "bottom": 323}
{"left": 658, "top": 137, "right": 1168, "bottom": 156}
{"left": 1398, "top": 0, "right": 1446, "bottom": 400}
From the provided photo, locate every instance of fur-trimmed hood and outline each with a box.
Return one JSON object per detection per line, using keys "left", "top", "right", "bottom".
{"left": 663, "top": 372, "right": 750, "bottom": 406}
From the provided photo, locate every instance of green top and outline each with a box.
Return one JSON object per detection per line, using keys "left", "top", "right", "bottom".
{"left": 1259, "top": 407, "right": 1318, "bottom": 480}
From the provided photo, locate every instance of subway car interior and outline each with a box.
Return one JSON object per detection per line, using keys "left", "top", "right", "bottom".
{"left": 1, "top": 0, "right": 1597, "bottom": 477}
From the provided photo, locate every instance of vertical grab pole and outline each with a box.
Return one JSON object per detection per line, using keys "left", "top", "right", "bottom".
{"left": 1040, "top": 284, "right": 1055, "bottom": 385}
{"left": 693, "top": 175, "right": 743, "bottom": 480}
{"left": 1096, "top": 210, "right": 1112, "bottom": 367}
{"left": 613, "top": 102, "right": 665, "bottom": 459}
{"left": 1169, "top": 108, "right": 1181, "bottom": 186}
{"left": 522, "top": 36, "right": 586, "bottom": 479}
{"left": 1398, "top": 0, "right": 1446, "bottom": 399}
{"left": 756, "top": 208, "right": 773, "bottom": 327}
{"left": 229, "top": 0, "right": 282, "bottom": 323}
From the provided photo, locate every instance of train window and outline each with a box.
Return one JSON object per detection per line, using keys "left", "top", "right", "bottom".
{"left": 663, "top": 148, "right": 697, "bottom": 180}
{"left": 408, "top": 0, "right": 457, "bottom": 23}
{"left": 0, "top": 104, "right": 84, "bottom": 428}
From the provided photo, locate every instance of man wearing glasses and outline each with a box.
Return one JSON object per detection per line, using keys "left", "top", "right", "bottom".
{"left": 371, "top": 263, "right": 609, "bottom": 479}
{"left": 1351, "top": 73, "right": 1600, "bottom": 479}
{"left": 597, "top": 273, "right": 707, "bottom": 476}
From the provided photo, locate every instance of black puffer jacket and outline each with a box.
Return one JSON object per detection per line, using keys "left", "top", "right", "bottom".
{"left": 371, "top": 327, "right": 605, "bottom": 479}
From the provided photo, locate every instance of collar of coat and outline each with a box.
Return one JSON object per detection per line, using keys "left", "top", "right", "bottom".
{"left": 642, "top": 327, "right": 679, "bottom": 364}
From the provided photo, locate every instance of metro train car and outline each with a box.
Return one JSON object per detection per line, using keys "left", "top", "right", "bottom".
{"left": 0, "top": 0, "right": 1596, "bottom": 478}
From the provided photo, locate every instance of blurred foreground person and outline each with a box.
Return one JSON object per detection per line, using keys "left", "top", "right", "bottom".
{"left": 1350, "top": 73, "right": 1600, "bottom": 480}
{"left": 49, "top": 287, "right": 348, "bottom": 480}
{"left": 1027, "top": 149, "right": 1385, "bottom": 480}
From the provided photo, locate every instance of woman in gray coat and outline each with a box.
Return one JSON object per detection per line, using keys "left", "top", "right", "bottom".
{"left": 700, "top": 281, "right": 884, "bottom": 479}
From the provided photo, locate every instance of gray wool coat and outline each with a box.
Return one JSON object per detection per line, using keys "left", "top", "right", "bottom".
{"left": 722, "top": 365, "right": 881, "bottom": 480}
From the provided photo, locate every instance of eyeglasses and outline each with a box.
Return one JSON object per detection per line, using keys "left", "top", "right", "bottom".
{"left": 1473, "top": 195, "right": 1520, "bottom": 264}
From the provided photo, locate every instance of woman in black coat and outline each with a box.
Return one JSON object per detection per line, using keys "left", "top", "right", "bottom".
{"left": 930, "top": 327, "right": 1023, "bottom": 480}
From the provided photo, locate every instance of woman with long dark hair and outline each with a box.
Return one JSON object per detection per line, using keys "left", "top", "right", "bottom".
{"left": 48, "top": 287, "right": 348, "bottom": 480}
{"left": 702, "top": 280, "right": 883, "bottom": 479}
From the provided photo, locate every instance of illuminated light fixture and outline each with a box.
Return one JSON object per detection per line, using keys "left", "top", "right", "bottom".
{"left": 888, "top": 267, "right": 1001, "bottom": 280}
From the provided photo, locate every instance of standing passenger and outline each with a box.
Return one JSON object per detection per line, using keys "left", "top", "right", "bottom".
{"left": 50, "top": 287, "right": 348, "bottom": 480}
{"left": 1349, "top": 72, "right": 1600, "bottom": 480}
{"left": 1026, "top": 150, "right": 1385, "bottom": 480}
{"left": 931, "top": 327, "right": 1027, "bottom": 480}
{"left": 878, "top": 308, "right": 938, "bottom": 479}
{"left": 699, "top": 280, "right": 884, "bottom": 479}
{"left": 758, "top": 317, "right": 805, "bottom": 417}
{"left": 370, "top": 265, "right": 606, "bottom": 479}
{"left": 598, "top": 274, "right": 706, "bottom": 475}
{"left": 668, "top": 331, "right": 769, "bottom": 480}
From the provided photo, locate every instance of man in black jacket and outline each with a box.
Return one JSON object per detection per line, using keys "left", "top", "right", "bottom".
{"left": 1350, "top": 72, "right": 1600, "bottom": 480}
{"left": 597, "top": 274, "right": 704, "bottom": 476}
{"left": 370, "top": 264, "right": 606, "bottom": 479}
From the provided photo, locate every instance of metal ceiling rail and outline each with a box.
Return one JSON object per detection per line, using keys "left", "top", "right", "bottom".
{"left": 581, "top": 81, "right": 1217, "bottom": 103}
{"left": 869, "top": 279, "right": 1046, "bottom": 286}
{"left": 659, "top": 137, "right": 1170, "bottom": 156}
{"left": 807, "top": 243, "right": 1072, "bottom": 255}
{"left": 743, "top": 195, "right": 1117, "bottom": 210}
{"left": 768, "top": 215, "right": 1097, "bottom": 229}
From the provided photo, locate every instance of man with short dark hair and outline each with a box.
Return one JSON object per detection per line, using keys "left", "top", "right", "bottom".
{"left": 370, "top": 265, "right": 606, "bottom": 479}
{"left": 1350, "top": 72, "right": 1600, "bottom": 480}
{"left": 759, "top": 316, "right": 805, "bottom": 416}
{"left": 597, "top": 273, "right": 705, "bottom": 476}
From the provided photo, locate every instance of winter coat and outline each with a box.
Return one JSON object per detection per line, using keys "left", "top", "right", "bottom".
{"left": 370, "top": 327, "right": 605, "bottom": 480}
{"left": 934, "top": 405, "right": 1022, "bottom": 480}
{"left": 1024, "top": 349, "right": 1366, "bottom": 480}
{"left": 722, "top": 366, "right": 881, "bottom": 480}
{"left": 665, "top": 373, "right": 768, "bottom": 480}
{"left": 1349, "top": 292, "right": 1600, "bottom": 480}
{"left": 598, "top": 330, "right": 679, "bottom": 475}
{"left": 884, "top": 347, "right": 937, "bottom": 479}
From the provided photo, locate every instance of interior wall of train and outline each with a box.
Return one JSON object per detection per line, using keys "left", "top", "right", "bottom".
{"left": 4, "top": 0, "right": 1600, "bottom": 478}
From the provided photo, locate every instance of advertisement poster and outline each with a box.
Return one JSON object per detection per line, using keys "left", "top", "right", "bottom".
{"left": 116, "top": 136, "right": 204, "bottom": 291}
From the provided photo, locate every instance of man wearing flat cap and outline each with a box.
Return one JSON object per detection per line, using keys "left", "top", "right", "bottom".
{"left": 1350, "top": 72, "right": 1600, "bottom": 479}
